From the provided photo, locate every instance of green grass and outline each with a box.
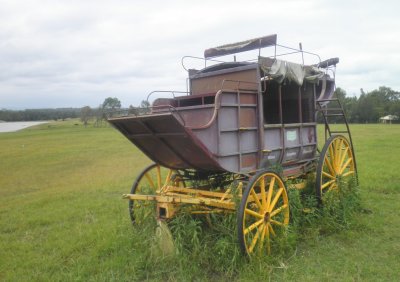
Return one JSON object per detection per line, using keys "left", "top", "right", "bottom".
{"left": 0, "top": 122, "right": 399, "bottom": 281}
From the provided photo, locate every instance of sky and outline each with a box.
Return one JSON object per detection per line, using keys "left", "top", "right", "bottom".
{"left": 0, "top": 0, "right": 399, "bottom": 109}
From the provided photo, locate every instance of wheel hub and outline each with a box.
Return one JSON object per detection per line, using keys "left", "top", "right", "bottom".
{"left": 264, "top": 211, "right": 271, "bottom": 223}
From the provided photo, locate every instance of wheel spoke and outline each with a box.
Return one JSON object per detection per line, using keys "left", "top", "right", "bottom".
{"left": 245, "top": 208, "right": 264, "bottom": 219}
{"left": 270, "top": 204, "right": 288, "bottom": 217}
{"left": 144, "top": 173, "right": 156, "bottom": 190}
{"left": 334, "top": 139, "right": 341, "bottom": 168}
{"left": 258, "top": 224, "right": 267, "bottom": 254}
{"left": 248, "top": 224, "right": 264, "bottom": 253}
{"left": 266, "top": 224, "right": 271, "bottom": 255}
{"left": 165, "top": 169, "right": 173, "bottom": 185}
{"left": 160, "top": 169, "right": 174, "bottom": 192}
{"left": 324, "top": 156, "right": 335, "bottom": 176}
{"left": 268, "top": 223, "right": 276, "bottom": 237}
{"left": 327, "top": 182, "right": 336, "bottom": 192}
{"left": 250, "top": 189, "right": 263, "bottom": 210}
{"left": 260, "top": 176, "right": 266, "bottom": 210}
{"left": 156, "top": 165, "right": 161, "bottom": 190}
{"left": 322, "top": 171, "right": 335, "bottom": 180}
{"left": 337, "top": 142, "right": 347, "bottom": 167}
{"left": 266, "top": 176, "right": 275, "bottom": 210}
{"left": 244, "top": 219, "right": 264, "bottom": 235}
{"left": 342, "top": 170, "right": 355, "bottom": 177}
{"left": 329, "top": 144, "right": 336, "bottom": 171}
{"left": 340, "top": 158, "right": 353, "bottom": 174}
{"left": 338, "top": 146, "right": 349, "bottom": 169}
{"left": 321, "top": 179, "right": 335, "bottom": 190}
{"left": 270, "top": 219, "right": 283, "bottom": 226}
{"left": 268, "top": 188, "right": 283, "bottom": 212}
{"left": 336, "top": 139, "right": 343, "bottom": 167}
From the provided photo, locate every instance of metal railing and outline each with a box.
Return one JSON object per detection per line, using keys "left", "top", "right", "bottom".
{"left": 146, "top": 90, "right": 189, "bottom": 103}
{"left": 181, "top": 41, "right": 324, "bottom": 73}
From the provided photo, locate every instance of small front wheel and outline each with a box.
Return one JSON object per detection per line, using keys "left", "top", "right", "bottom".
{"left": 128, "top": 163, "right": 183, "bottom": 224}
{"left": 237, "top": 171, "right": 289, "bottom": 256}
{"left": 316, "top": 135, "right": 357, "bottom": 202}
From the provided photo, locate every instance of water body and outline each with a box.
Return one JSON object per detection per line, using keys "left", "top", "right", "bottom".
{"left": 0, "top": 121, "right": 49, "bottom": 133}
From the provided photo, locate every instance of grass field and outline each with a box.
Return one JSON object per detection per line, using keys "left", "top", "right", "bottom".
{"left": 0, "top": 121, "right": 399, "bottom": 281}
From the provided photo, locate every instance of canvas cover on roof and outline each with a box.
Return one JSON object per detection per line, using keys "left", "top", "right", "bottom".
{"left": 259, "top": 56, "right": 324, "bottom": 86}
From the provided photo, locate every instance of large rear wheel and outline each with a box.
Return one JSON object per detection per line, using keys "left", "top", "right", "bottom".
{"left": 237, "top": 171, "right": 289, "bottom": 256}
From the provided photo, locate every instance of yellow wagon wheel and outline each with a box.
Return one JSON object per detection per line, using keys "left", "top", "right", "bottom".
{"left": 128, "top": 163, "right": 184, "bottom": 224}
{"left": 237, "top": 171, "right": 289, "bottom": 256}
{"left": 316, "top": 135, "right": 356, "bottom": 202}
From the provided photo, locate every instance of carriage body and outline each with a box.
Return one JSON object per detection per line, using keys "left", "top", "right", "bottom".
{"left": 108, "top": 35, "right": 336, "bottom": 176}
{"left": 108, "top": 34, "right": 357, "bottom": 256}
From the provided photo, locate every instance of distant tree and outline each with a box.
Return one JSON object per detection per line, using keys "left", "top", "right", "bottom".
{"left": 94, "top": 104, "right": 105, "bottom": 127}
{"left": 100, "top": 97, "right": 122, "bottom": 121}
{"left": 390, "top": 100, "right": 400, "bottom": 117}
{"left": 140, "top": 100, "right": 150, "bottom": 108}
{"left": 80, "top": 106, "right": 92, "bottom": 127}
{"left": 102, "top": 97, "right": 121, "bottom": 112}
{"left": 345, "top": 96, "right": 358, "bottom": 123}
{"left": 358, "top": 86, "right": 399, "bottom": 122}
{"left": 128, "top": 105, "right": 139, "bottom": 115}
{"left": 334, "top": 88, "right": 358, "bottom": 122}
{"left": 334, "top": 87, "right": 347, "bottom": 101}
{"left": 140, "top": 100, "right": 150, "bottom": 114}
{"left": 357, "top": 93, "right": 376, "bottom": 122}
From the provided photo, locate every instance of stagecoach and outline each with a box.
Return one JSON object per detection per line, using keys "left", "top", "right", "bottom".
{"left": 108, "top": 34, "right": 357, "bottom": 256}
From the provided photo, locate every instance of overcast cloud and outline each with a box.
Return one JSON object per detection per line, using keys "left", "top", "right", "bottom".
{"left": 0, "top": 0, "right": 399, "bottom": 109}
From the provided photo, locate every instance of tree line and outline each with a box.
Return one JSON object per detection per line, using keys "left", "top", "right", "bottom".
{"left": 0, "top": 108, "right": 81, "bottom": 122}
{"left": 333, "top": 86, "right": 399, "bottom": 123}
{"left": 0, "top": 97, "right": 150, "bottom": 125}
{"left": 80, "top": 97, "right": 150, "bottom": 127}
{"left": 1, "top": 86, "right": 399, "bottom": 124}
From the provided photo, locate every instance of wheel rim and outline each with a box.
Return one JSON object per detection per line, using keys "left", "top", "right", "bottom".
{"left": 238, "top": 171, "right": 289, "bottom": 256}
{"left": 129, "top": 164, "right": 183, "bottom": 224}
{"left": 317, "top": 135, "right": 356, "bottom": 200}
